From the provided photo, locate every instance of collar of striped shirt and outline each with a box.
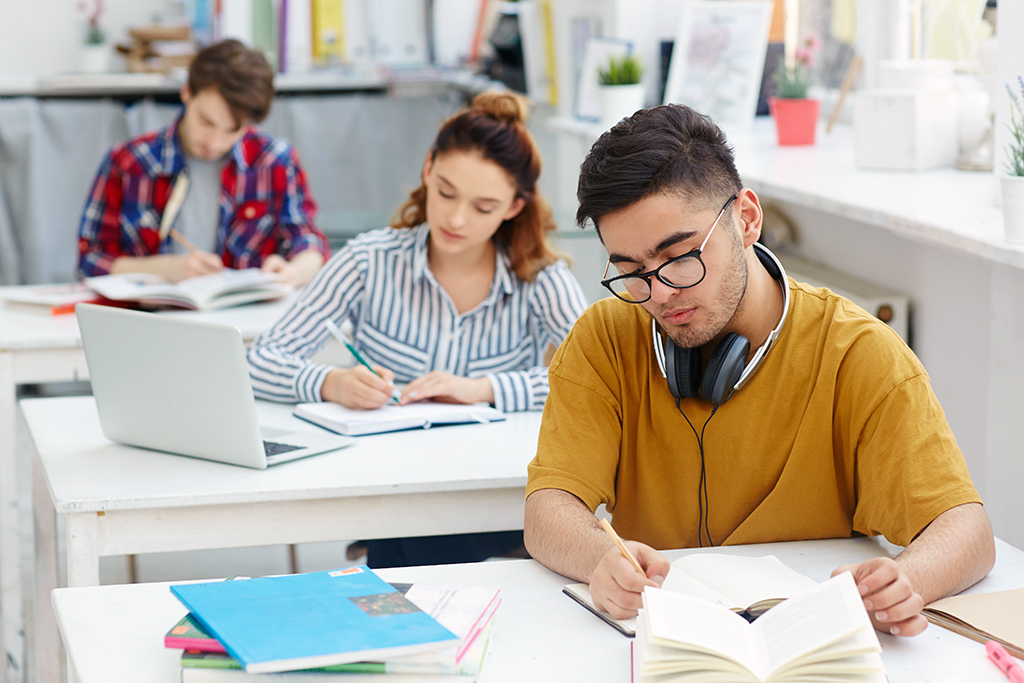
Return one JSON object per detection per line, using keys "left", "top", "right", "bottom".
{"left": 409, "top": 223, "right": 516, "bottom": 300}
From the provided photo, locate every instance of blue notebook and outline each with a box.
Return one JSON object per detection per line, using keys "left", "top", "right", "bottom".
{"left": 170, "top": 567, "right": 459, "bottom": 674}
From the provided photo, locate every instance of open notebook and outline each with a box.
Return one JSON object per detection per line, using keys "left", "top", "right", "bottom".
{"left": 294, "top": 401, "right": 505, "bottom": 436}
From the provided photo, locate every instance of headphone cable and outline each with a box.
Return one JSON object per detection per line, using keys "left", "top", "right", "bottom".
{"left": 675, "top": 398, "right": 718, "bottom": 547}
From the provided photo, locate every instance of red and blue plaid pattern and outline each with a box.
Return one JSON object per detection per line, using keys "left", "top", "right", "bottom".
{"left": 77, "top": 115, "right": 330, "bottom": 277}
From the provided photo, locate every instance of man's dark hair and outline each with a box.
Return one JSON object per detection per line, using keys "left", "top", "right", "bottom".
{"left": 187, "top": 39, "right": 275, "bottom": 127}
{"left": 576, "top": 105, "right": 742, "bottom": 232}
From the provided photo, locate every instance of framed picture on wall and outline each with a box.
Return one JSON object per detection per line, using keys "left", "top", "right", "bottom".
{"left": 663, "top": 0, "right": 773, "bottom": 132}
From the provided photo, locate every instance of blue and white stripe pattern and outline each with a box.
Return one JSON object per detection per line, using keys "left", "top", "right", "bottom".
{"left": 246, "top": 224, "right": 588, "bottom": 412}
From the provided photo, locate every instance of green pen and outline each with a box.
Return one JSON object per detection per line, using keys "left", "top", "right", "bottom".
{"left": 325, "top": 319, "right": 401, "bottom": 404}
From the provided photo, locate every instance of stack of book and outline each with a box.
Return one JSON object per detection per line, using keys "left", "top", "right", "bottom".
{"left": 167, "top": 567, "right": 500, "bottom": 682}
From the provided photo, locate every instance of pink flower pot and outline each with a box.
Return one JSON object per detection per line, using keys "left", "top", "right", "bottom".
{"left": 769, "top": 97, "right": 820, "bottom": 146}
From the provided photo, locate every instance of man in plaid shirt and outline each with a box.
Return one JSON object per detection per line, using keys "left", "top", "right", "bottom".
{"left": 77, "top": 39, "right": 330, "bottom": 286}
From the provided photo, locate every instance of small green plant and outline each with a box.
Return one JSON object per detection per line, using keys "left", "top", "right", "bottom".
{"left": 598, "top": 53, "right": 644, "bottom": 86}
{"left": 79, "top": 0, "right": 106, "bottom": 44}
{"left": 772, "top": 35, "right": 820, "bottom": 99}
{"left": 1005, "top": 77, "right": 1024, "bottom": 177}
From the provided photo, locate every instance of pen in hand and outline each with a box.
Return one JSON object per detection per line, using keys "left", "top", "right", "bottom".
{"left": 599, "top": 518, "right": 646, "bottom": 577}
{"left": 324, "top": 320, "right": 401, "bottom": 405}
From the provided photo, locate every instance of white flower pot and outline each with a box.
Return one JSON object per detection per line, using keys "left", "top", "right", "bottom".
{"left": 80, "top": 43, "right": 112, "bottom": 74}
{"left": 1001, "top": 175, "right": 1024, "bottom": 243}
{"left": 598, "top": 83, "right": 645, "bottom": 130}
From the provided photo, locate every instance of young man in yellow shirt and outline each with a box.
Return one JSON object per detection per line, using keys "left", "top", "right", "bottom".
{"left": 524, "top": 104, "right": 994, "bottom": 637}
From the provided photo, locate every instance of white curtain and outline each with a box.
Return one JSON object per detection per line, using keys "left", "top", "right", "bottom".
{"left": 0, "top": 90, "right": 460, "bottom": 284}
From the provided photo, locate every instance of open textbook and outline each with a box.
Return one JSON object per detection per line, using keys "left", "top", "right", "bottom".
{"left": 924, "top": 587, "right": 1024, "bottom": 657}
{"left": 294, "top": 400, "right": 505, "bottom": 437}
{"left": 84, "top": 269, "right": 290, "bottom": 311}
{"left": 564, "top": 554, "right": 818, "bottom": 636}
{"left": 633, "top": 572, "right": 886, "bottom": 683}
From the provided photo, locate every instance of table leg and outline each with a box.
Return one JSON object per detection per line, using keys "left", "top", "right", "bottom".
{"left": 0, "top": 353, "right": 22, "bottom": 683}
{"left": 64, "top": 514, "right": 99, "bottom": 588}
{"left": 30, "top": 434, "right": 59, "bottom": 683}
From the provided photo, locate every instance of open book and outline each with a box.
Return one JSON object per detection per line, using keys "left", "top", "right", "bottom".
{"left": 84, "top": 269, "right": 290, "bottom": 311}
{"left": 924, "top": 587, "right": 1024, "bottom": 657}
{"left": 294, "top": 401, "right": 505, "bottom": 437}
{"left": 564, "top": 554, "right": 818, "bottom": 637}
{"left": 634, "top": 572, "right": 886, "bottom": 683}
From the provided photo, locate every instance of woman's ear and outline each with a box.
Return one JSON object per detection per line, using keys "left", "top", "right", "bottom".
{"left": 421, "top": 154, "right": 433, "bottom": 183}
{"left": 180, "top": 84, "right": 192, "bottom": 105}
{"left": 503, "top": 196, "right": 527, "bottom": 221}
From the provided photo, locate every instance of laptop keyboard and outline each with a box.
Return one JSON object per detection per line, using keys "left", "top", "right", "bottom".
{"left": 263, "top": 440, "right": 303, "bottom": 459}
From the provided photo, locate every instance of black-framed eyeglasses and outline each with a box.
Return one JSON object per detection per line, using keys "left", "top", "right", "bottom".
{"left": 600, "top": 194, "right": 738, "bottom": 304}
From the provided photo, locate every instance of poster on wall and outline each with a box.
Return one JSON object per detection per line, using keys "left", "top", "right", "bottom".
{"left": 663, "top": 0, "right": 772, "bottom": 132}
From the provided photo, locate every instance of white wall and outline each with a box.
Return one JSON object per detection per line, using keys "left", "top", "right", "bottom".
{"left": 0, "top": 0, "right": 180, "bottom": 79}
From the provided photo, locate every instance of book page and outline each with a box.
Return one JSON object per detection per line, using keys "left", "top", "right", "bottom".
{"left": 85, "top": 273, "right": 180, "bottom": 301}
{"left": 660, "top": 568, "right": 735, "bottom": 608}
{"left": 750, "top": 573, "right": 878, "bottom": 677}
{"left": 175, "top": 269, "right": 282, "bottom": 307}
{"left": 295, "top": 401, "right": 504, "bottom": 436}
{"left": 671, "top": 554, "right": 818, "bottom": 611}
{"left": 642, "top": 587, "right": 758, "bottom": 676}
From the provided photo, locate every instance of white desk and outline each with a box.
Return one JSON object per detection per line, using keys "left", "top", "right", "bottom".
{"left": 0, "top": 294, "right": 289, "bottom": 683}
{"left": 50, "top": 537, "right": 1024, "bottom": 683}
{"left": 25, "top": 394, "right": 540, "bottom": 683}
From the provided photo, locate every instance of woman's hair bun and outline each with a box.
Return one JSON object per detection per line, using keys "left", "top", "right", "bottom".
{"left": 472, "top": 90, "right": 529, "bottom": 125}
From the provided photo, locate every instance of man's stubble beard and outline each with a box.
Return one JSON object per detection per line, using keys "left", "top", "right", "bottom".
{"left": 659, "top": 232, "right": 749, "bottom": 350}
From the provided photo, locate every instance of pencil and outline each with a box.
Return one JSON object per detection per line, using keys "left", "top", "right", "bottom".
{"left": 599, "top": 518, "right": 645, "bottom": 577}
{"left": 168, "top": 228, "right": 199, "bottom": 254}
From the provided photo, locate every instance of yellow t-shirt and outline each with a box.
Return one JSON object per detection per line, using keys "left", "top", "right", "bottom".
{"left": 526, "top": 280, "right": 981, "bottom": 550}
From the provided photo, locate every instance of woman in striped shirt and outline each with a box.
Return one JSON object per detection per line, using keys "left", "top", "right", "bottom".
{"left": 246, "top": 90, "right": 587, "bottom": 567}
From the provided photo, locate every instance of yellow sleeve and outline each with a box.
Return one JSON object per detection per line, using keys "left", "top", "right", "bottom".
{"left": 526, "top": 304, "right": 625, "bottom": 512}
{"left": 847, "top": 357, "right": 982, "bottom": 546}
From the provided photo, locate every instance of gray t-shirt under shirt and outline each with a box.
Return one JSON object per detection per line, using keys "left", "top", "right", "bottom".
{"left": 171, "top": 156, "right": 225, "bottom": 255}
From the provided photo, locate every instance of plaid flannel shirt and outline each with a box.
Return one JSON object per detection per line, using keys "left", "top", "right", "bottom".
{"left": 77, "top": 115, "right": 330, "bottom": 277}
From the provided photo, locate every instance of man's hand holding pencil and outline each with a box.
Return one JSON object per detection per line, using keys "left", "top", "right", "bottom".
{"left": 588, "top": 518, "right": 670, "bottom": 620}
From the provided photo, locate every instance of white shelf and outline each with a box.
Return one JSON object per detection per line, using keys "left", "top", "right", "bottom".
{"left": 548, "top": 115, "right": 1017, "bottom": 270}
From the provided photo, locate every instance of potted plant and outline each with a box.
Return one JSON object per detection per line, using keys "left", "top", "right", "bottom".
{"left": 597, "top": 53, "right": 645, "bottom": 129}
{"left": 769, "top": 36, "right": 821, "bottom": 146}
{"left": 1002, "top": 76, "right": 1024, "bottom": 242}
{"left": 79, "top": 0, "right": 111, "bottom": 74}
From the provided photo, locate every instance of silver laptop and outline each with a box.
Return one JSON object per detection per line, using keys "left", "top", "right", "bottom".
{"left": 76, "top": 303, "right": 355, "bottom": 469}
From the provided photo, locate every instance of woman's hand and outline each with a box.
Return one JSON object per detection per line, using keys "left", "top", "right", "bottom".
{"left": 261, "top": 251, "right": 324, "bottom": 287}
{"left": 399, "top": 371, "right": 494, "bottom": 406}
{"left": 321, "top": 366, "right": 397, "bottom": 410}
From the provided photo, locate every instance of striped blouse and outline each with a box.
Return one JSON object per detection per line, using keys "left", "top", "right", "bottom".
{"left": 246, "top": 224, "right": 588, "bottom": 412}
